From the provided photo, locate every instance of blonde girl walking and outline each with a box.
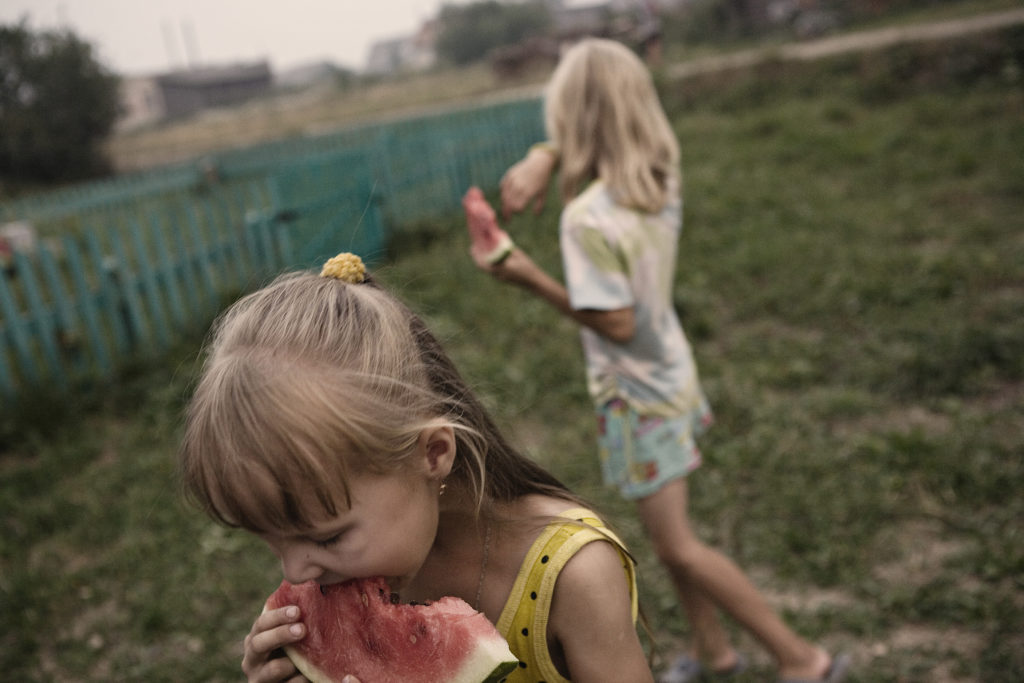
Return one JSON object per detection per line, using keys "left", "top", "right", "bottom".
{"left": 474, "top": 38, "right": 850, "bottom": 683}
{"left": 180, "top": 252, "right": 654, "bottom": 683}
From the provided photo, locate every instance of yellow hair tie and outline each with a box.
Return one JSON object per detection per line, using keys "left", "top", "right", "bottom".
{"left": 320, "top": 252, "right": 366, "bottom": 283}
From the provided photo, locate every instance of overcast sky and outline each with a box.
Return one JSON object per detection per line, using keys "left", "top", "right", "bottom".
{"left": 0, "top": 0, "right": 476, "bottom": 75}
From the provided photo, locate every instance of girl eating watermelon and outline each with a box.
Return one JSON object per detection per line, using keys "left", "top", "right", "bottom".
{"left": 180, "top": 252, "right": 654, "bottom": 682}
{"left": 473, "top": 38, "right": 849, "bottom": 683}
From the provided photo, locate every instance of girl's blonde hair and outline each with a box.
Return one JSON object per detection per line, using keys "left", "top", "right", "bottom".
{"left": 180, "top": 268, "right": 576, "bottom": 534}
{"left": 545, "top": 38, "right": 680, "bottom": 213}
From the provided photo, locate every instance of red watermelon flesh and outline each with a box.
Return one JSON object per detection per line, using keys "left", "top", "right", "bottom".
{"left": 265, "top": 577, "right": 518, "bottom": 683}
{"left": 463, "top": 187, "right": 514, "bottom": 265}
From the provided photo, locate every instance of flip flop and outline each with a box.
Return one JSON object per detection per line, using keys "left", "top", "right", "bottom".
{"left": 658, "top": 652, "right": 749, "bottom": 683}
{"left": 778, "top": 652, "right": 851, "bottom": 683}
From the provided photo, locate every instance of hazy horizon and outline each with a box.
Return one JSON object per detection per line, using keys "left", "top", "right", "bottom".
{"left": 0, "top": 0, "right": 469, "bottom": 75}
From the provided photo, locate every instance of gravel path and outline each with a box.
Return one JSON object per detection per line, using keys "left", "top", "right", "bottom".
{"left": 666, "top": 7, "right": 1024, "bottom": 79}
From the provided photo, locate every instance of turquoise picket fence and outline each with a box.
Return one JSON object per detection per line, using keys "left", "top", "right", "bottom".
{"left": 266, "top": 147, "right": 387, "bottom": 269}
{"left": 0, "top": 95, "right": 545, "bottom": 401}
{"left": 0, "top": 176, "right": 284, "bottom": 396}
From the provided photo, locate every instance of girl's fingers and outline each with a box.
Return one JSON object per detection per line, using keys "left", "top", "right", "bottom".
{"left": 250, "top": 654, "right": 300, "bottom": 683}
{"left": 247, "top": 621, "right": 305, "bottom": 657}
{"left": 252, "top": 605, "right": 301, "bottom": 635}
{"left": 247, "top": 605, "right": 302, "bottom": 653}
{"left": 242, "top": 606, "right": 307, "bottom": 681}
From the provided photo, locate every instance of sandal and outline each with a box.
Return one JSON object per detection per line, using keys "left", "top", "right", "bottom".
{"left": 778, "top": 652, "right": 851, "bottom": 683}
{"left": 659, "top": 652, "right": 748, "bottom": 683}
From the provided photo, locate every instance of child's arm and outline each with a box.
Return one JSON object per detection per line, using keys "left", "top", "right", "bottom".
{"left": 499, "top": 143, "right": 558, "bottom": 219}
{"left": 480, "top": 247, "right": 636, "bottom": 344}
{"left": 548, "top": 541, "right": 654, "bottom": 682}
{"left": 242, "top": 606, "right": 310, "bottom": 682}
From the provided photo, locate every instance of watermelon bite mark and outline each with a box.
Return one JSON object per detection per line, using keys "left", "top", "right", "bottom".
{"left": 265, "top": 577, "right": 518, "bottom": 683}
{"left": 463, "top": 187, "right": 515, "bottom": 266}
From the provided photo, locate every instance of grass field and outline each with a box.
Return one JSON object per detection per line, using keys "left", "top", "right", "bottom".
{"left": 2, "top": 24, "right": 1022, "bottom": 683}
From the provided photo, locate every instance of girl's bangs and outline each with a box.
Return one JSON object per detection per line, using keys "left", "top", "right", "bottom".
{"left": 183, "top": 341, "right": 436, "bottom": 534}
{"left": 205, "top": 440, "right": 349, "bottom": 534}
{"left": 184, "top": 370, "right": 358, "bottom": 534}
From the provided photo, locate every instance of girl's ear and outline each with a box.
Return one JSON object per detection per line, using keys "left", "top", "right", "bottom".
{"left": 417, "top": 424, "right": 456, "bottom": 480}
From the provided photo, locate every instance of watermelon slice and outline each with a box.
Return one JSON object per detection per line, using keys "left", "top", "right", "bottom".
{"left": 462, "top": 187, "right": 514, "bottom": 265}
{"left": 265, "top": 577, "right": 518, "bottom": 683}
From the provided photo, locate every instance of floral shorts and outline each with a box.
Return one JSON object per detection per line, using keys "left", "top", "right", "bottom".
{"left": 596, "top": 397, "right": 712, "bottom": 500}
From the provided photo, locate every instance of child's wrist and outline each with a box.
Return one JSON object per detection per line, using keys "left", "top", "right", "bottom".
{"left": 529, "top": 141, "right": 560, "bottom": 164}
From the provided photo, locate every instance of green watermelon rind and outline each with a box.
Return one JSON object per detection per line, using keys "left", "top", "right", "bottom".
{"left": 483, "top": 233, "right": 514, "bottom": 266}
{"left": 481, "top": 660, "right": 518, "bottom": 683}
{"left": 284, "top": 647, "right": 332, "bottom": 683}
{"left": 286, "top": 632, "right": 518, "bottom": 683}
{"left": 463, "top": 186, "right": 514, "bottom": 267}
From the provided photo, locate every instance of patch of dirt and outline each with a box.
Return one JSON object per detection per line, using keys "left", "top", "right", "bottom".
{"left": 36, "top": 598, "right": 121, "bottom": 681}
{"left": 889, "top": 624, "right": 985, "bottom": 655}
{"left": 974, "top": 380, "right": 1024, "bottom": 448}
{"left": 862, "top": 519, "right": 985, "bottom": 682}
{"left": 871, "top": 518, "right": 970, "bottom": 586}
{"left": 773, "top": 585, "right": 858, "bottom": 612}
{"left": 880, "top": 624, "right": 985, "bottom": 683}
{"left": 736, "top": 515, "right": 988, "bottom": 680}
{"left": 831, "top": 403, "right": 953, "bottom": 441}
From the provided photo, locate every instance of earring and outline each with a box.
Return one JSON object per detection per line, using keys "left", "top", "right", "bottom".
{"left": 439, "top": 481, "right": 447, "bottom": 497}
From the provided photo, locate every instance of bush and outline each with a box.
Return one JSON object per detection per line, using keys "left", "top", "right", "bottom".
{"left": 0, "top": 21, "right": 119, "bottom": 187}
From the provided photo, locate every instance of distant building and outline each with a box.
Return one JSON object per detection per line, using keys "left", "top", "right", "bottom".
{"left": 114, "top": 61, "right": 274, "bottom": 130}
{"left": 493, "top": 0, "right": 672, "bottom": 78}
{"left": 156, "top": 61, "right": 272, "bottom": 119}
{"left": 116, "top": 76, "right": 166, "bottom": 132}
{"left": 362, "top": 1, "right": 684, "bottom": 78}
{"left": 365, "top": 20, "right": 438, "bottom": 75}
{"left": 550, "top": 1, "right": 613, "bottom": 37}
{"left": 275, "top": 61, "right": 341, "bottom": 90}
{"left": 365, "top": 37, "right": 408, "bottom": 75}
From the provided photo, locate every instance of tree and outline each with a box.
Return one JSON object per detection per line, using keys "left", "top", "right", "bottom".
{"left": 436, "top": 1, "right": 551, "bottom": 66}
{"left": 0, "top": 20, "right": 120, "bottom": 186}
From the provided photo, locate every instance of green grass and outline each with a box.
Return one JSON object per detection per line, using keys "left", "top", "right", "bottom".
{"left": 3, "top": 25, "right": 1023, "bottom": 682}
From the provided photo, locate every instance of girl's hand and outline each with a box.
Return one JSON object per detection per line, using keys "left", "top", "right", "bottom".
{"left": 500, "top": 146, "right": 557, "bottom": 219}
{"left": 241, "top": 605, "right": 309, "bottom": 682}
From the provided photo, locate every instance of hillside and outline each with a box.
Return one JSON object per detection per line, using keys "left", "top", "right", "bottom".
{"left": 104, "top": 5, "right": 1024, "bottom": 173}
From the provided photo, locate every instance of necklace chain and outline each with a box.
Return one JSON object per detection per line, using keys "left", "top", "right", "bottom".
{"left": 474, "top": 523, "right": 491, "bottom": 611}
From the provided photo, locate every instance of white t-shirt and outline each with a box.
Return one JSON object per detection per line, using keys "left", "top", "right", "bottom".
{"left": 560, "top": 179, "right": 704, "bottom": 417}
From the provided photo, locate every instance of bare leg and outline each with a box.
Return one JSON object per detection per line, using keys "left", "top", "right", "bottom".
{"left": 674, "top": 568, "right": 739, "bottom": 672}
{"left": 636, "top": 477, "right": 832, "bottom": 679}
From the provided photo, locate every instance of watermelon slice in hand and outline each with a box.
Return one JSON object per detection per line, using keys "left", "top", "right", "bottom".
{"left": 463, "top": 187, "right": 514, "bottom": 266}
{"left": 265, "top": 577, "right": 518, "bottom": 683}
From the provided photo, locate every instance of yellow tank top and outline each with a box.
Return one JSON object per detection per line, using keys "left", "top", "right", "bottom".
{"left": 495, "top": 507, "right": 638, "bottom": 682}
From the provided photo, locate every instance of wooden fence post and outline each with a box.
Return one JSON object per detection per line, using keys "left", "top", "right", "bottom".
{"left": 128, "top": 219, "right": 172, "bottom": 349}
{"left": 0, "top": 265, "right": 42, "bottom": 387}
{"left": 61, "top": 234, "right": 113, "bottom": 376}
{"left": 13, "top": 250, "right": 68, "bottom": 389}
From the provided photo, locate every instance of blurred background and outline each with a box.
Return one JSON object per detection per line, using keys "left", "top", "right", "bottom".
{"left": 1, "top": 1, "right": 1022, "bottom": 681}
